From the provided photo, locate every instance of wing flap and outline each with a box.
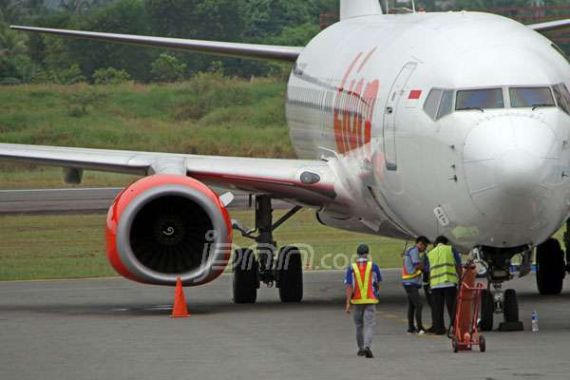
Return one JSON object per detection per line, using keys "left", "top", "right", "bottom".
{"left": 10, "top": 25, "right": 302, "bottom": 62}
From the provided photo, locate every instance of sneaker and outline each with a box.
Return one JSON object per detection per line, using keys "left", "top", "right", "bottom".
{"left": 407, "top": 326, "right": 417, "bottom": 334}
{"left": 364, "top": 347, "right": 374, "bottom": 358}
{"left": 417, "top": 329, "right": 426, "bottom": 335}
{"left": 357, "top": 349, "right": 365, "bottom": 357}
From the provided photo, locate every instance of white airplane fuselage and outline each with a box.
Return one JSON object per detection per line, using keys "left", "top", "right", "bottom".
{"left": 286, "top": 11, "right": 570, "bottom": 250}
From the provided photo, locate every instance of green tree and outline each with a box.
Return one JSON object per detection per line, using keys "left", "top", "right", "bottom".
{"left": 92, "top": 66, "right": 131, "bottom": 84}
{"left": 67, "top": 0, "right": 155, "bottom": 82}
{"left": 145, "top": 0, "right": 247, "bottom": 76}
{"left": 241, "top": 0, "right": 320, "bottom": 40}
{"left": 0, "top": 21, "right": 33, "bottom": 82}
{"left": 151, "top": 53, "right": 187, "bottom": 82}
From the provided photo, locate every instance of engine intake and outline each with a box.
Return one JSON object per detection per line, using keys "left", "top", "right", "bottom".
{"left": 106, "top": 175, "right": 232, "bottom": 286}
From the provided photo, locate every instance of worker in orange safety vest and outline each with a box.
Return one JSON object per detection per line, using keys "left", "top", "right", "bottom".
{"left": 345, "top": 244, "right": 383, "bottom": 359}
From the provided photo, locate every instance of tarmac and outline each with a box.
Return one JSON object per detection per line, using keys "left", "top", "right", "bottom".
{"left": 1, "top": 269, "right": 570, "bottom": 380}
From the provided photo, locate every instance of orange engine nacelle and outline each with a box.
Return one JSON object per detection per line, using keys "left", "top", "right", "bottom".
{"left": 106, "top": 175, "right": 233, "bottom": 286}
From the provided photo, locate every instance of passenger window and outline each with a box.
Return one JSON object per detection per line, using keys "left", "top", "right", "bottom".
{"left": 423, "top": 89, "right": 443, "bottom": 120}
{"left": 456, "top": 88, "right": 504, "bottom": 111}
{"left": 510, "top": 87, "right": 555, "bottom": 108}
{"left": 437, "top": 90, "right": 454, "bottom": 119}
{"left": 553, "top": 83, "right": 570, "bottom": 115}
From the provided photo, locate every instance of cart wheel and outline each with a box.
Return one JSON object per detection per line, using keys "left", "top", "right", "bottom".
{"left": 452, "top": 337, "right": 459, "bottom": 353}
{"left": 479, "top": 335, "right": 486, "bottom": 353}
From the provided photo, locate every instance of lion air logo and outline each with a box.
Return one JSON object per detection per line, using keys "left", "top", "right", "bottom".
{"left": 333, "top": 48, "right": 380, "bottom": 154}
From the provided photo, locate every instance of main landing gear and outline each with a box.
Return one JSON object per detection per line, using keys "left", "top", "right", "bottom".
{"left": 536, "top": 238, "right": 566, "bottom": 295}
{"left": 232, "top": 195, "right": 304, "bottom": 304}
{"left": 473, "top": 247, "right": 525, "bottom": 332}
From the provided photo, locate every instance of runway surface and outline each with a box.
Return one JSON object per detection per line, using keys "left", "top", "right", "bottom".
{"left": 0, "top": 187, "right": 290, "bottom": 214}
{"left": 1, "top": 270, "right": 569, "bottom": 380}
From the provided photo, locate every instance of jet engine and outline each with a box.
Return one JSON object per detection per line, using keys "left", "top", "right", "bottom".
{"left": 106, "top": 175, "right": 232, "bottom": 286}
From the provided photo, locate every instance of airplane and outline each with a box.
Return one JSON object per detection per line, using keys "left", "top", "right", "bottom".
{"left": 1, "top": 0, "right": 570, "bottom": 330}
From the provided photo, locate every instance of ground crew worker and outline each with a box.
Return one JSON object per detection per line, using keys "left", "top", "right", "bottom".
{"left": 426, "top": 236, "right": 462, "bottom": 335}
{"left": 401, "top": 236, "right": 430, "bottom": 334}
{"left": 345, "top": 244, "right": 382, "bottom": 358}
{"left": 422, "top": 250, "right": 434, "bottom": 312}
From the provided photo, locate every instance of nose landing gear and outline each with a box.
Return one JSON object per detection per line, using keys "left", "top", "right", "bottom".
{"left": 472, "top": 247, "right": 525, "bottom": 332}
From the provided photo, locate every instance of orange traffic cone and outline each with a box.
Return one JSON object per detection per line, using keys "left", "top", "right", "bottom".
{"left": 171, "top": 277, "right": 190, "bottom": 318}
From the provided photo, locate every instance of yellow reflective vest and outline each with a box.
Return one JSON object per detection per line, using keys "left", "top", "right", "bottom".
{"left": 428, "top": 245, "right": 459, "bottom": 288}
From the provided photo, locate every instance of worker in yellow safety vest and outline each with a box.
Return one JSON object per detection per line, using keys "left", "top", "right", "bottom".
{"left": 426, "top": 236, "right": 462, "bottom": 335}
{"left": 401, "top": 236, "right": 430, "bottom": 334}
{"left": 345, "top": 244, "right": 383, "bottom": 358}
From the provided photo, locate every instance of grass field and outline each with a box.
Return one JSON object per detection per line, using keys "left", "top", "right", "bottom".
{"left": 0, "top": 210, "right": 408, "bottom": 281}
{"left": 0, "top": 77, "right": 294, "bottom": 188}
{"left": 0, "top": 76, "right": 292, "bottom": 158}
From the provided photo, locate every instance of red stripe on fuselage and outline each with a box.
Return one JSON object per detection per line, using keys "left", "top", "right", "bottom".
{"left": 333, "top": 49, "right": 380, "bottom": 154}
{"left": 334, "top": 53, "right": 363, "bottom": 153}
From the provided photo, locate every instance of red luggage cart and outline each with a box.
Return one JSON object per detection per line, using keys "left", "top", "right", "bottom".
{"left": 449, "top": 262, "right": 487, "bottom": 353}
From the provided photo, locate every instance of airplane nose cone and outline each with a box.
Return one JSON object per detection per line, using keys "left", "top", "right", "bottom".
{"left": 463, "top": 116, "right": 561, "bottom": 226}
{"left": 494, "top": 148, "right": 543, "bottom": 196}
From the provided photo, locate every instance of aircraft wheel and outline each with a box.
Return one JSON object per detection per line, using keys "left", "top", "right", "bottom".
{"left": 479, "top": 335, "right": 486, "bottom": 353}
{"left": 233, "top": 248, "right": 259, "bottom": 304}
{"left": 503, "top": 289, "right": 519, "bottom": 323}
{"left": 480, "top": 289, "right": 494, "bottom": 331}
{"left": 536, "top": 238, "right": 565, "bottom": 295}
{"left": 277, "top": 246, "right": 303, "bottom": 303}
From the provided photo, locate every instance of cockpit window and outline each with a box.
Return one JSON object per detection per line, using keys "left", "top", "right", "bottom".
{"left": 456, "top": 88, "right": 504, "bottom": 111}
{"left": 423, "top": 89, "right": 442, "bottom": 120}
{"left": 510, "top": 87, "right": 555, "bottom": 109}
{"left": 553, "top": 83, "right": 570, "bottom": 115}
{"left": 437, "top": 90, "right": 454, "bottom": 119}
{"left": 423, "top": 89, "right": 454, "bottom": 120}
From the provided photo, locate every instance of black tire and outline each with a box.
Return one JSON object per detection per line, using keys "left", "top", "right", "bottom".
{"left": 277, "top": 246, "right": 303, "bottom": 303}
{"left": 452, "top": 337, "right": 459, "bottom": 353}
{"left": 232, "top": 248, "right": 258, "bottom": 304}
{"left": 479, "top": 335, "right": 486, "bottom": 353}
{"left": 480, "top": 289, "right": 494, "bottom": 331}
{"left": 503, "top": 289, "right": 519, "bottom": 323}
{"left": 536, "top": 238, "right": 565, "bottom": 295}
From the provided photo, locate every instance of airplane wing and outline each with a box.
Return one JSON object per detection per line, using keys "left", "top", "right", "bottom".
{"left": 0, "top": 143, "right": 338, "bottom": 206}
{"left": 528, "top": 19, "right": 570, "bottom": 33}
{"left": 9, "top": 26, "right": 302, "bottom": 63}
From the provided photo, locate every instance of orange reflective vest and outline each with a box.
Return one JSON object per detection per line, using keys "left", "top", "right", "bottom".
{"left": 350, "top": 261, "right": 379, "bottom": 305}
{"left": 401, "top": 250, "right": 422, "bottom": 281}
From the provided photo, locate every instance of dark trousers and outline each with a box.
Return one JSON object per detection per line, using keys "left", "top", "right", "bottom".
{"left": 423, "top": 285, "right": 434, "bottom": 310}
{"left": 431, "top": 286, "right": 457, "bottom": 333}
{"left": 404, "top": 285, "right": 423, "bottom": 329}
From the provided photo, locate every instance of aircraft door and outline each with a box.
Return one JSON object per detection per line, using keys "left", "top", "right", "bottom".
{"left": 383, "top": 62, "right": 417, "bottom": 171}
